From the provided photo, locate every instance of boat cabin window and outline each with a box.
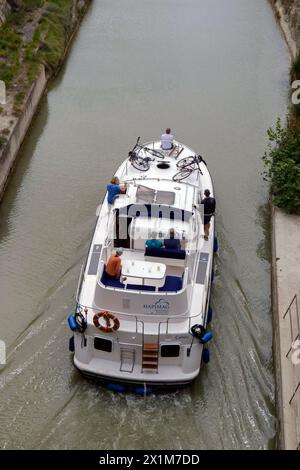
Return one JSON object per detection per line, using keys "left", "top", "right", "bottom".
{"left": 161, "top": 345, "right": 180, "bottom": 357}
{"left": 156, "top": 190, "right": 175, "bottom": 205}
{"left": 136, "top": 185, "right": 155, "bottom": 203}
{"left": 136, "top": 185, "right": 175, "bottom": 205}
{"left": 94, "top": 337, "right": 112, "bottom": 352}
{"left": 114, "top": 213, "right": 132, "bottom": 249}
{"left": 112, "top": 204, "right": 192, "bottom": 253}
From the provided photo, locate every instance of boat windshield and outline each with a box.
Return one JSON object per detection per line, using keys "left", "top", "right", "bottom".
{"left": 136, "top": 185, "right": 175, "bottom": 205}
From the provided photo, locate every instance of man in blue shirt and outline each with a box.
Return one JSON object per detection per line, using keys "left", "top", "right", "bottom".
{"left": 107, "top": 176, "right": 127, "bottom": 205}
{"left": 164, "top": 228, "right": 181, "bottom": 250}
{"left": 146, "top": 232, "right": 163, "bottom": 250}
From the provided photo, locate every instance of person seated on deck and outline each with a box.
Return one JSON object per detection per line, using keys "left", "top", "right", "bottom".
{"left": 105, "top": 248, "right": 123, "bottom": 279}
{"left": 161, "top": 128, "right": 174, "bottom": 150}
{"left": 163, "top": 228, "right": 181, "bottom": 250}
{"left": 145, "top": 231, "right": 163, "bottom": 250}
{"left": 107, "top": 176, "right": 127, "bottom": 205}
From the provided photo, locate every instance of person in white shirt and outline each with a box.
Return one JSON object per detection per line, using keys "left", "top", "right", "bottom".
{"left": 161, "top": 128, "right": 174, "bottom": 150}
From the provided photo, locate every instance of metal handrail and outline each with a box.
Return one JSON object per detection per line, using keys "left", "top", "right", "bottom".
{"left": 284, "top": 294, "right": 300, "bottom": 358}
{"left": 283, "top": 294, "right": 298, "bottom": 319}
{"left": 283, "top": 294, "right": 300, "bottom": 448}
{"left": 289, "top": 381, "right": 300, "bottom": 406}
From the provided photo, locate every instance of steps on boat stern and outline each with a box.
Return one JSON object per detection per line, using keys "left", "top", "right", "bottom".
{"left": 142, "top": 343, "right": 159, "bottom": 372}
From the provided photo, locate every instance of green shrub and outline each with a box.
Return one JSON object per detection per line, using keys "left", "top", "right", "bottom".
{"left": 263, "top": 118, "right": 300, "bottom": 213}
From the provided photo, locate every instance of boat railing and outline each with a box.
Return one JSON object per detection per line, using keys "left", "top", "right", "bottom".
{"left": 76, "top": 265, "right": 84, "bottom": 301}
{"left": 121, "top": 177, "right": 206, "bottom": 190}
{"left": 77, "top": 298, "right": 203, "bottom": 327}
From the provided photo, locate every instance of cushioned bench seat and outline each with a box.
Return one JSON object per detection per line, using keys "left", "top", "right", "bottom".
{"left": 126, "top": 284, "right": 155, "bottom": 291}
{"left": 101, "top": 270, "right": 156, "bottom": 291}
{"left": 100, "top": 270, "right": 125, "bottom": 289}
{"left": 101, "top": 270, "right": 182, "bottom": 292}
{"left": 145, "top": 247, "right": 186, "bottom": 260}
{"left": 158, "top": 276, "right": 182, "bottom": 292}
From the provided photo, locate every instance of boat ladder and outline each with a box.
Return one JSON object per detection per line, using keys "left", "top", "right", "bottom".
{"left": 168, "top": 144, "right": 184, "bottom": 159}
{"left": 120, "top": 348, "right": 135, "bottom": 373}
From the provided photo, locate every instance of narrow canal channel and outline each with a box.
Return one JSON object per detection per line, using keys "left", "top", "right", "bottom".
{"left": 0, "top": 0, "right": 289, "bottom": 449}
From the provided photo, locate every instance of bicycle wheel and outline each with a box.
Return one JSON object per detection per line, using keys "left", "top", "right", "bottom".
{"left": 131, "top": 157, "right": 150, "bottom": 172}
{"left": 176, "top": 156, "right": 197, "bottom": 169}
{"left": 144, "top": 147, "right": 164, "bottom": 159}
{"left": 172, "top": 168, "right": 192, "bottom": 182}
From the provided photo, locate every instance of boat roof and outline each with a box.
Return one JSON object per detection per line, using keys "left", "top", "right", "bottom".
{"left": 112, "top": 140, "right": 211, "bottom": 213}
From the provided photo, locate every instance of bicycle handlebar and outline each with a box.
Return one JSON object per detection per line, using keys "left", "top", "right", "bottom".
{"left": 128, "top": 136, "right": 164, "bottom": 159}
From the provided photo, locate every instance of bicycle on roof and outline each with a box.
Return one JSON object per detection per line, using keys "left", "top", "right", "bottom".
{"left": 128, "top": 137, "right": 165, "bottom": 171}
{"left": 172, "top": 154, "right": 205, "bottom": 182}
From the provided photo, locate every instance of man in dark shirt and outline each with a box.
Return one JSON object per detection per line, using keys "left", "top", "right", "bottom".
{"left": 201, "top": 189, "right": 216, "bottom": 241}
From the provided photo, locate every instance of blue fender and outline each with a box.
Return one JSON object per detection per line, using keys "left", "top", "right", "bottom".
{"left": 69, "top": 336, "right": 75, "bottom": 352}
{"left": 200, "top": 330, "right": 213, "bottom": 344}
{"left": 207, "top": 306, "right": 213, "bottom": 323}
{"left": 202, "top": 348, "right": 210, "bottom": 364}
{"left": 135, "top": 386, "right": 153, "bottom": 396}
{"left": 68, "top": 313, "right": 78, "bottom": 332}
{"left": 107, "top": 383, "right": 126, "bottom": 393}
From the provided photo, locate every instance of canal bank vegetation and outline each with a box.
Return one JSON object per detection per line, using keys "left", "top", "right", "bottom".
{"left": 263, "top": 51, "right": 300, "bottom": 214}
{"left": 0, "top": 0, "right": 91, "bottom": 148}
{"left": 264, "top": 2, "right": 300, "bottom": 215}
{"left": 263, "top": 118, "right": 300, "bottom": 214}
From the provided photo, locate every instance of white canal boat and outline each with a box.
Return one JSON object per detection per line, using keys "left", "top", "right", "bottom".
{"left": 68, "top": 138, "right": 216, "bottom": 391}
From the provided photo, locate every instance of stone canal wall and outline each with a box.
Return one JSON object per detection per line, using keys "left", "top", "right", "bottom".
{"left": 269, "top": 0, "right": 300, "bottom": 451}
{"left": 0, "top": 67, "right": 47, "bottom": 197}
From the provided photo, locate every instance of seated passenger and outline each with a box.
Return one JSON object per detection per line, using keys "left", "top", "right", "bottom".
{"left": 163, "top": 228, "right": 181, "bottom": 250}
{"left": 161, "top": 128, "right": 174, "bottom": 150}
{"left": 146, "top": 232, "right": 163, "bottom": 250}
{"left": 105, "top": 248, "right": 123, "bottom": 279}
{"left": 107, "top": 176, "right": 127, "bottom": 205}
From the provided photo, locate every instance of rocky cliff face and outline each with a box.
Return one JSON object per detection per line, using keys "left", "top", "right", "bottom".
{"left": 0, "top": 0, "right": 11, "bottom": 26}
{"left": 0, "top": 0, "right": 22, "bottom": 19}
{"left": 270, "top": 0, "right": 300, "bottom": 57}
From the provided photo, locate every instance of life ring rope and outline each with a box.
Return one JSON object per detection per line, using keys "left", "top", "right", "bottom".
{"left": 93, "top": 311, "right": 120, "bottom": 333}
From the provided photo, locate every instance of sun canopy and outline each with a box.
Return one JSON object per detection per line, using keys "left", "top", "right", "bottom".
{"left": 115, "top": 204, "right": 193, "bottom": 222}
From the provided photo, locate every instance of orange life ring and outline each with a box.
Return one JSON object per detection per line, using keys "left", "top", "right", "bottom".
{"left": 93, "top": 311, "right": 120, "bottom": 333}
